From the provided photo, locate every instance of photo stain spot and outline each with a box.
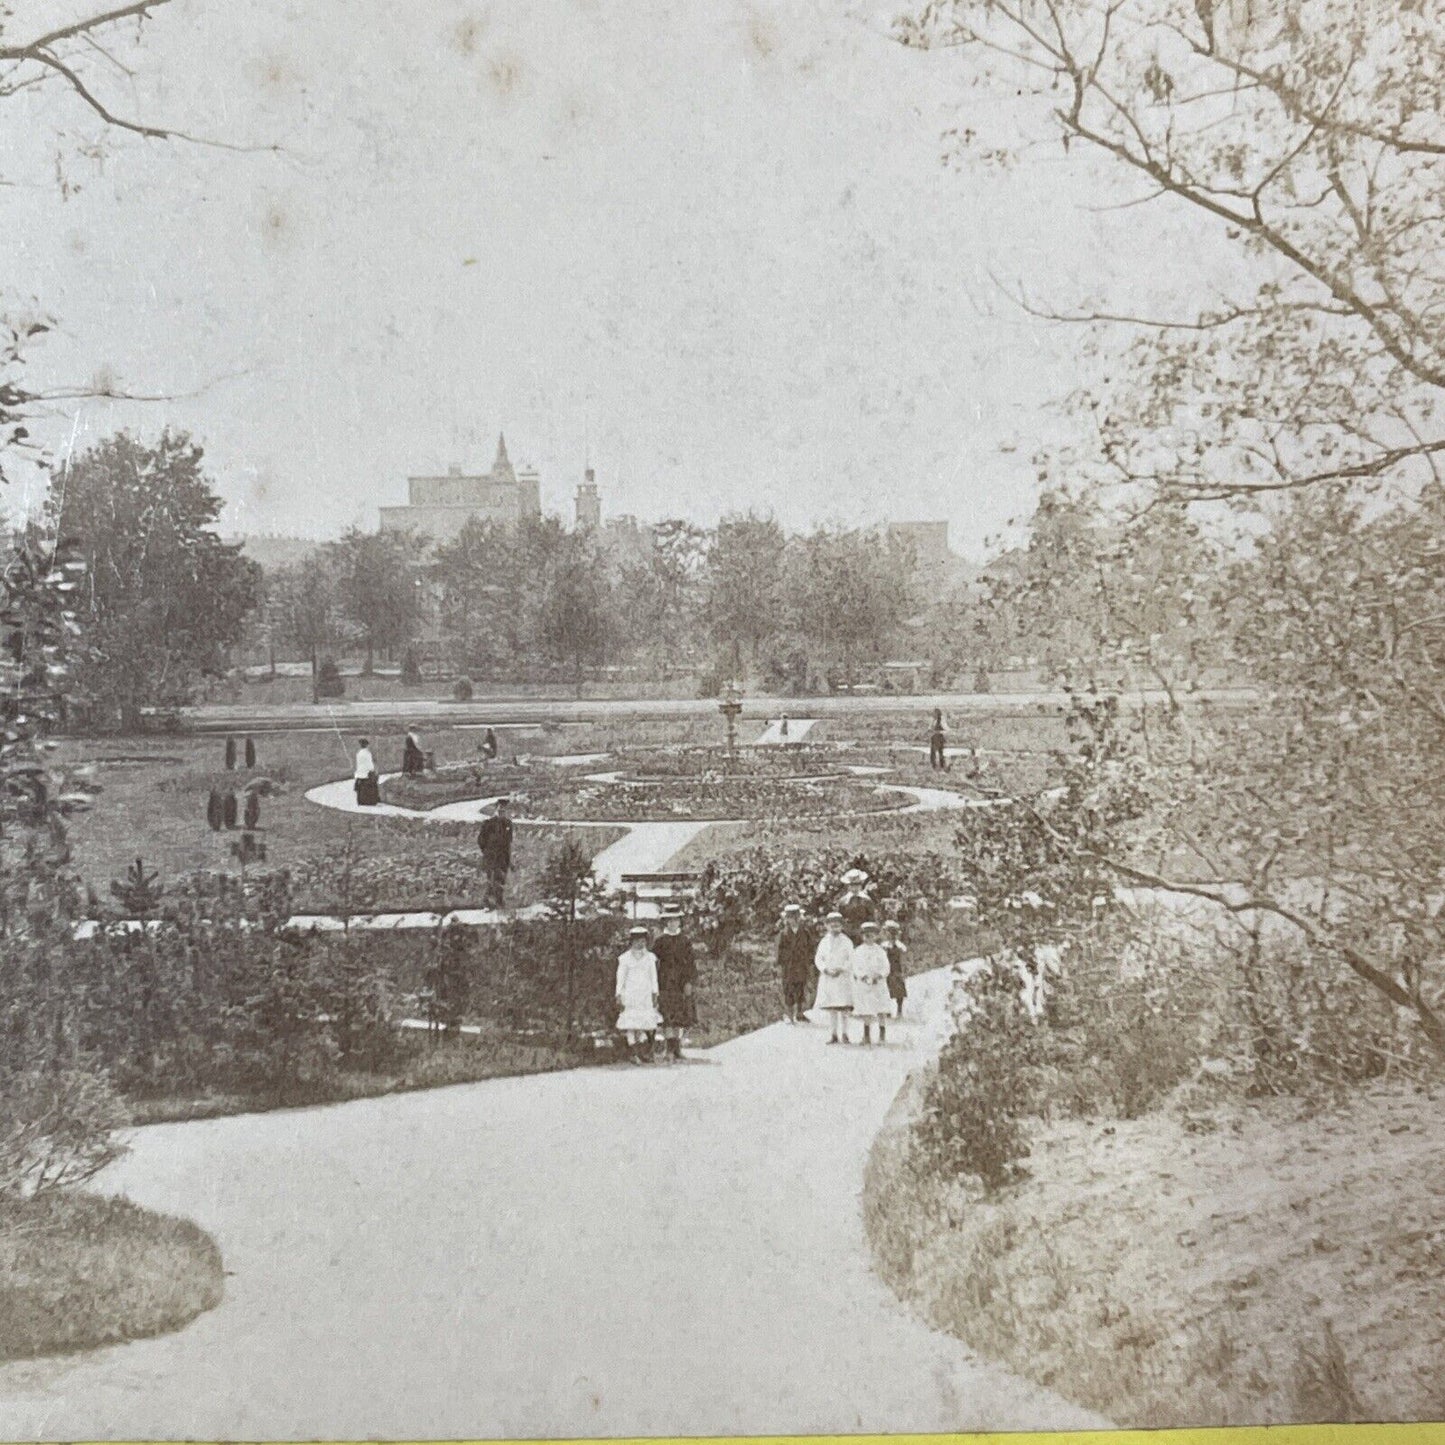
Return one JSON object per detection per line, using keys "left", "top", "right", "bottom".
{"left": 453, "top": 13, "right": 488, "bottom": 55}
{"left": 747, "top": 11, "right": 778, "bottom": 59}
{"left": 489, "top": 55, "right": 523, "bottom": 95}
{"left": 261, "top": 201, "right": 292, "bottom": 245}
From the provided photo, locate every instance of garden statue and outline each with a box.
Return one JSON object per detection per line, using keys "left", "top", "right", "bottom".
{"left": 718, "top": 681, "right": 743, "bottom": 753}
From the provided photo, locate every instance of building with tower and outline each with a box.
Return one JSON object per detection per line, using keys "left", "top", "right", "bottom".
{"left": 380, "top": 434, "right": 540, "bottom": 542}
{"left": 574, "top": 468, "right": 601, "bottom": 530}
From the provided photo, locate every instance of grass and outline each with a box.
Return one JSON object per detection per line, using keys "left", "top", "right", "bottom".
{"left": 0, "top": 1193, "right": 223, "bottom": 1361}
{"left": 863, "top": 1077, "right": 1445, "bottom": 1427}
{"left": 53, "top": 729, "right": 622, "bottom": 912}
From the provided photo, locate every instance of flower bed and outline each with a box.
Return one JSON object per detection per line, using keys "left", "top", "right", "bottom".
{"left": 609, "top": 744, "right": 850, "bottom": 779}
{"left": 380, "top": 761, "right": 543, "bottom": 811}
{"left": 509, "top": 773, "right": 913, "bottom": 822}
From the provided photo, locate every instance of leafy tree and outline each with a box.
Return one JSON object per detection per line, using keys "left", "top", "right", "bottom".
{"left": 901, "top": 0, "right": 1443, "bottom": 507}
{"left": 537, "top": 530, "right": 613, "bottom": 695}
{"left": 326, "top": 527, "right": 425, "bottom": 675}
{"left": 902, "top": 0, "right": 1445, "bottom": 1054}
{"left": 619, "top": 519, "right": 708, "bottom": 676}
{"left": 786, "top": 526, "right": 913, "bottom": 687}
{"left": 267, "top": 558, "right": 340, "bottom": 699}
{"left": 703, "top": 511, "right": 787, "bottom": 683}
{"left": 47, "top": 431, "right": 260, "bottom": 731}
{"left": 431, "top": 517, "right": 518, "bottom": 677}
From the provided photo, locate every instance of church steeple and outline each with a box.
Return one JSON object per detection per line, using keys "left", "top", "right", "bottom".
{"left": 492, "top": 432, "right": 515, "bottom": 480}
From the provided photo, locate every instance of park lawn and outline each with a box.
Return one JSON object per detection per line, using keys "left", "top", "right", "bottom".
{"left": 864, "top": 1078, "right": 1445, "bottom": 1428}
{"left": 810, "top": 707, "right": 1070, "bottom": 751}
{"left": 53, "top": 730, "right": 622, "bottom": 911}
{"left": 0, "top": 1193, "right": 224, "bottom": 1362}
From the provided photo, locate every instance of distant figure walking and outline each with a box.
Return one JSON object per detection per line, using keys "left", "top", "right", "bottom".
{"left": 477, "top": 798, "right": 513, "bottom": 908}
{"left": 929, "top": 709, "right": 948, "bottom": 770}
{"left": 851, "top": 921, "right": 892, "bottom": 1046}
{"left": 401, "top": 727, "right": 425, "bottom": 776}
{"left": 779, "top": 713, "right": 789, "bottom": 740}
{"left": 653, "top": 907, "right": 697, "bottom": 1061}
{"left": 777, "top": 902, "right": 815, "bottom": 1025}
{"left": 353, "top": 739, "right": 380, "bottom": 807}
{"left": 814, "top": 912, "right": 855, "bottom": 1045}
{"left": 616, "top": 926, "right": 661, "bottom": 1065}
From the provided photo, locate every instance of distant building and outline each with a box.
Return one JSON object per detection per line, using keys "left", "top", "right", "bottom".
{"left": 887, "top": 520, "right": 972, "bottom": 592}
{"left": 575, "top": 468, "right": 601, "bottom": 530}
{"left": 380, "top": 434, "right": 540, "bottom": 543}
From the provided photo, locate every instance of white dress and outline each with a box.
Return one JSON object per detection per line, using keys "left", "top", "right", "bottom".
{"left": 813, "top": 932, "right": 855, "bottom": 1011}
{"left": 615, "top": 950, "right": 661, "bottom": 1031}
{"left": 850, "top": 942, "right": 892, "bottom": 1019}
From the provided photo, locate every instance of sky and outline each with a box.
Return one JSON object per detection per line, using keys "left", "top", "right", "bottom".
{"left": 3, "top": 0, "right": 1211, "bottom": 556}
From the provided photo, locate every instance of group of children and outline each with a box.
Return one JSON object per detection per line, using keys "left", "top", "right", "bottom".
{"left": 613, "top": 907, "right": 698, "bottom": 1065}
{"left": 615, "top": 867, "right": 911, "bottom": 1061}
{"left": 779, "top": 868, "right": 909, "bottom": 1046}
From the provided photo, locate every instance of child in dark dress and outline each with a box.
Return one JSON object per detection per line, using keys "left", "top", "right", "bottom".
{"left": 653, "top": 907, "right": 697, "bottom": 1061}
{"left": 882, "top": 918, "right": 909, "bottom": 1018}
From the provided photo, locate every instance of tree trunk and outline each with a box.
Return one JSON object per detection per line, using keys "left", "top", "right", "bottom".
{"left": 364, "top": 639, "right": 374, "bottom": 676}
{"left": 310, "top": 645, "right": 319, "bottom": 706}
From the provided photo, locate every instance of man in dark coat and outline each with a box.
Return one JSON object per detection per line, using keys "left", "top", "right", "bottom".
{"left": 929, "top": 709, "right": 948, "bottom": 770}
{"left": 653, "top": 906, "right": 697, "bottom": 1061}
{"left": 477, "top": 798, "right": 513, "bottom": 908}
{"left": 777, "top": 902, "right": 815, "bottom": 1024}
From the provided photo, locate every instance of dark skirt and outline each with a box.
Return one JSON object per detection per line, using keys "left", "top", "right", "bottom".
{"left": 887, "top": 970, "right": 908, "bottom": 1002}
{"left": 355, "top": 773, "right": 380, "bottom": 806}
{"left": 658, "top": 988, "right": 696, "bottom": 1028}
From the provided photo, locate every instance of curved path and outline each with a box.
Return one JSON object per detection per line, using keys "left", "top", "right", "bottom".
{"left": 0, "top": 969, "right": 1106, "bottom": 1439}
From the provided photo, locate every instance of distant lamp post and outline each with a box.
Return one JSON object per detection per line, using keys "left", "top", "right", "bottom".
{"left": 719, "top": 680, "right": 743, "bottom": 754}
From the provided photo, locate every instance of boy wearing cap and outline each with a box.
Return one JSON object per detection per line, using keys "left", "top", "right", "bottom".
{"left": 883, "top": 918, "right": 909, "bottom": 1017}
{"left": 851, "top": 921, "right": 893, "bottom": 1045}
{"left": 615, "top": 926, "right": 661, "bottom": 1065}
{"left": 653, "top": 907, "right": 696, "bottom": 1061}
{"left": 777, "top": 903, "right": 815, "bottom": 1024}
{"left": 813, "top": 912, "right": 855, "bottom": 1044}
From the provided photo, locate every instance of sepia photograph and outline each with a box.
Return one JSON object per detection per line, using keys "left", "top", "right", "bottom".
{"left": 0, "top": 0, "right": 1443, "bottom": 1437}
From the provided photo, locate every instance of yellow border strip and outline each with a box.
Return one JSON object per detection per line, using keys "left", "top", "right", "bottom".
{"left": 86, "top": 1430, "right": 1445, "bottom": 1445}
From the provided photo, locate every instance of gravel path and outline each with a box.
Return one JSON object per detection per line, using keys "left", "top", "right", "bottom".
{"left": 0, "top": 968, "right": 1106, "bottom": 1439}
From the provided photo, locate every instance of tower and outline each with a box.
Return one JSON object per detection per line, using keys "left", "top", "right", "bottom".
{"left": 517, "top": 464, "right": 541, "bottom": 518}
{"left": 575, "top": 467, "right": 601, "bottom": 530}
{"left": 492, "top": 432, "right": 515, "bottom": 483}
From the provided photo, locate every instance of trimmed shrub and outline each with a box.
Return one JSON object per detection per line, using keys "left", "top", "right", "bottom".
{"left": 453, "top": 676, "right": 474, "bottom": 702}
{"left": 244, "top": 736, "right": 256, "bottom": 769}
{"left": 243, "top": 790, "right": 260, "bottom": 832}
{"left": 316, "top": 658, "right": 344, "bottom": 698}
{"left": 223, "top": 737, "right": 237, "bottom": 771}
{"left": 222, "top": 792, "right": 238, "bottom": 829}
{"left": 401, "top": 650, "right": 422, "bottom": 686}
{"left": 205, "top": 789, "right": 223, "bottom": 831}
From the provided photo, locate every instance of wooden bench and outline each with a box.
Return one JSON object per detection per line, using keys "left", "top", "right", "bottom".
{"left": 619, "top": 871, "right": 700, "bottom": 918}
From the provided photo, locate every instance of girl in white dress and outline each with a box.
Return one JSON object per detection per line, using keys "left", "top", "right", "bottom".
{"left": 615, "top": 927, "right": 661, "bottom": 1065}
{"left": 813, "top": 912, "right": 855, "bottom": 1045}
{"left": 850, "top": 920, "right": 893, "bottom": 1046}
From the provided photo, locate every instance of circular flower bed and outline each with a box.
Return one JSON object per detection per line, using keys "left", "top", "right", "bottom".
{"left": 507, "top": 773, "right": 912, "bottom": 822}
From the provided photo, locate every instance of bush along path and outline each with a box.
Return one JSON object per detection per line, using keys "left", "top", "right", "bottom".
{"left": 0, "top": 966, "right": 1107, "bottom": 1439}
